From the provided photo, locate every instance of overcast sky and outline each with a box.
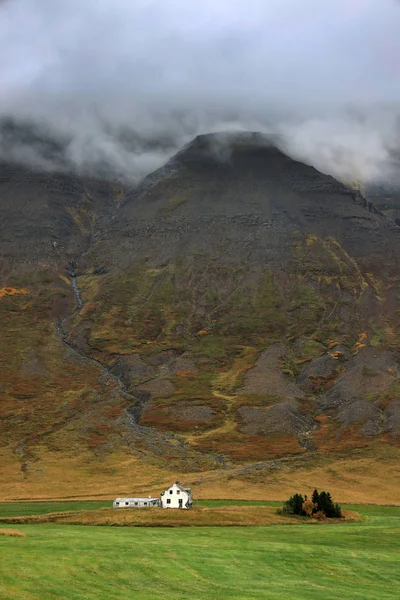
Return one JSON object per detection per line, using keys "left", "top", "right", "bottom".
{"left": 1, "top": 0, "right": 400, "bottom": 182}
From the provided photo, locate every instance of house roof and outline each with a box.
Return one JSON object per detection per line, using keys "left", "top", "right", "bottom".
{"left": 173, "top": 482, "right": 192, "bottom": 493}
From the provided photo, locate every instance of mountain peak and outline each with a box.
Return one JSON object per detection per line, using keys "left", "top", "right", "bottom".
{"left": 171, "top": 130, "right": 285, "bottom": 167}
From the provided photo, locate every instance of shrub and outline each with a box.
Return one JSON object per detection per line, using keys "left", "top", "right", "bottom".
{"left": 334, "top": 503, "right": 342, "bottom": 518}
{"left": 313, "top": 510, "right": 327, "bottom": 521}
{"left": 280, "top": 489, "right": 342, "bottom": 519}
{"left": 302, "top": 499, "right": 317, "bottom": 517}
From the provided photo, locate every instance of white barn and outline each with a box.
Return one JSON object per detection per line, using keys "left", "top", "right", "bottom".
{"left": 113, "top": 497, "right": 160, "bottom": 508}
{"left": 160, "top": 482, "right": 193, "bottom": 509}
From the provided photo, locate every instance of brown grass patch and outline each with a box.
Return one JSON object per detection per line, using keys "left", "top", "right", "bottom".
{"left": 0, "top": 506, "right": 356, "bottom": 527}
{"left": 0, "top": 528, "right": 26, "bottom": 537}
{"left": 140, "top": 392, "right": 227, "bottom": 432}
{"left": 194, "top": 431, "right": 304, "bottom": 460}
{"left": 341, "top": 510, "right": 362, "bottom": 522}
{"left": 141, "top": 402, "right": 221, "bottom": 432}
{"left": 0, "top": 507, "right": 360, "bottom": 527}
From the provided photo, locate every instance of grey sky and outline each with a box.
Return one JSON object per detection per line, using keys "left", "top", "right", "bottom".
{"left": 1, "top": 0, "right": 400, "bottom": 181}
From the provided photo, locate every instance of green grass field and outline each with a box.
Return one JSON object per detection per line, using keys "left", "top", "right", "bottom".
{"left": 0, "top": 503, "right": 399, "bottom": 600}
{"left": 0, "top": 500, "right": 111, "bottom": 518}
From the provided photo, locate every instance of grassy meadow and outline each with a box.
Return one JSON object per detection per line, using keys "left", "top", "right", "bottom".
{"left": 0, "top": 500, "right": 110, "bottom": 518}
{"left": 0, "top": 503, "right": 399, "bottom": 599}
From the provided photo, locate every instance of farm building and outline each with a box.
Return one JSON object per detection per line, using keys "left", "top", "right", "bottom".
{"left": 113, "top": 482, "right": 193, "bottom": 509}
{"left": 113, "top": 497, "right": 160, "bottom": 508}
{"left": 160, "top": 482, "right": 193, "bottom": 509}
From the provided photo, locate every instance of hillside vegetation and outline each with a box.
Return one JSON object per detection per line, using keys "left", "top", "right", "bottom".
{"left": 1, "top": 131, "right": 400, "bottom": 499}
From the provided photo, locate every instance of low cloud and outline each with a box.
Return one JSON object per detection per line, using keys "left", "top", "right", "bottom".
{"left": 0, "top": 0, "right": 400, "bottom": 183}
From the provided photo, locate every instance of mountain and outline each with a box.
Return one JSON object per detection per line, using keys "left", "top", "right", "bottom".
{"left": 1, "top": 130, "right": 400, "bottom": 502}
{"left": 365, "top": 182, "right": 400, "bottom": 223}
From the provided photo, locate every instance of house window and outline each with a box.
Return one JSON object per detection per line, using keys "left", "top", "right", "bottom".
{"left": 177, "top": 490, "right": 180, "bottom": 495}
{"left": 144, "top": 502, "right": 147, "bottom": 506}
{"left": 125, "top": 502, "right": 129, "bottom": 506}
{"left": 170, "top": 489, "right": 173, "bottom": 494}
{"left": 135, "top": 502, "right": 138, "bottom": 506}
{"left": 115, "top": 502, "right": 119, "bottom": 506}
{"left": 167, "top": 499, "right": 171, "bottom": 504}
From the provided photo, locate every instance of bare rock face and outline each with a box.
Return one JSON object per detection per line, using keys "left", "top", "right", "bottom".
{"left": 320, "top": 349, "right": 398, "bottom": 409}
{"left": 296, "top": 355, "right": 341, "bottom": 392}
{"left": 135, "top": 378, "right": 175, "bottom": 399}
{"left": 239, "top": 345, "right": 305, "bottom": 400}
{"left": 366, "top": 182, "right": 400, "bottom": 221}
{"left": 383, "top": 401, "right": 400, "bottom": 437}
{"left": 169, "top": 402, "right": 214, "bottom": 423}
{"left": 111, "top": 355, "right": 155, "bottom": 388}
{"left": 19, "top": 357, "right": 48, "bottom": 377}
{"left": 236, "top": 403, "right": 311, "bottom": 436}
{"left": 338, "top": 399, "right": 381, "bottom": 431}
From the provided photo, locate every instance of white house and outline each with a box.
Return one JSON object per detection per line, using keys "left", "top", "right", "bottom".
{"left": 160, "top": 482, "right": 193, "bottom": 509}
{"left": 113, "top": 497, "right": 160, "bottom": 508}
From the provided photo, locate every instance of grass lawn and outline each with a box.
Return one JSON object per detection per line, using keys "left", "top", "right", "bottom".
{"left": 0, "top": 504, "right": 399, "bottom": 599}
{"left": 0, "top": 501, "right": 110, "bottom": 518}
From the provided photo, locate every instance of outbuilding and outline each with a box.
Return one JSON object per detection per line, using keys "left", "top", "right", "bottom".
{"left": 113, "top": 497, "right": 160, "bottom": 508}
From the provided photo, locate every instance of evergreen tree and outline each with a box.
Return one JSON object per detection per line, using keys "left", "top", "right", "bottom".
{"left": 282, "top": 493, "right": 305, "bottom": 516}
{"left": 311, "top": 488, "right": 319, "bottom": 507}
{"left": 318, "top": 491, "right": 336, "bottom": 518}
{"left": 318, "top": 491, "right": 328, "bottom": 515}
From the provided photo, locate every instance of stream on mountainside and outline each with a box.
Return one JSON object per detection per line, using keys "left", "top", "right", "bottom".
{"left": 66, "top": 260, "right": 83, "bottom": 309}
{"left": 70, "top": 275, "right": 83, "bottom": 309}
{"left": 54, "top": 315, "right": 192, "bottom": 445}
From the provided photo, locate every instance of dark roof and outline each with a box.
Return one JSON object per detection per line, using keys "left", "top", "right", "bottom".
{"left": 174, "top": 483, "right": 191, "bottom": 493}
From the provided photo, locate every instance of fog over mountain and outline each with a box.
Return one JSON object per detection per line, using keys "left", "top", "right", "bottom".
{"left": 1, "top": 0, "right": 400, "bottom": 182}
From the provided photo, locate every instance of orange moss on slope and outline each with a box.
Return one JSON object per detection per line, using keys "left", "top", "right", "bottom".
{"left": 353, "top": 332, "right": 368, "bottom": 355}
{"left": 0, "top": 287, "right": 29, "bottom": 300}
{"left": 313, "top": 416, "right": 372, "bottom": 452}
{"left": 176, "top": 371, "right": 196, "bottom": 378}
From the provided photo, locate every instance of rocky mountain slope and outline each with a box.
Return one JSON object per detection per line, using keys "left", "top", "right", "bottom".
{"left": 1, "top": 131, "right": 400, "bottom": 499}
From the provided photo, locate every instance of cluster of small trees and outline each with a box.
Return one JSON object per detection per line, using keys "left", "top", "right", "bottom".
{"left": 280, "top": 489, "right": 342, "bottom": 520}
